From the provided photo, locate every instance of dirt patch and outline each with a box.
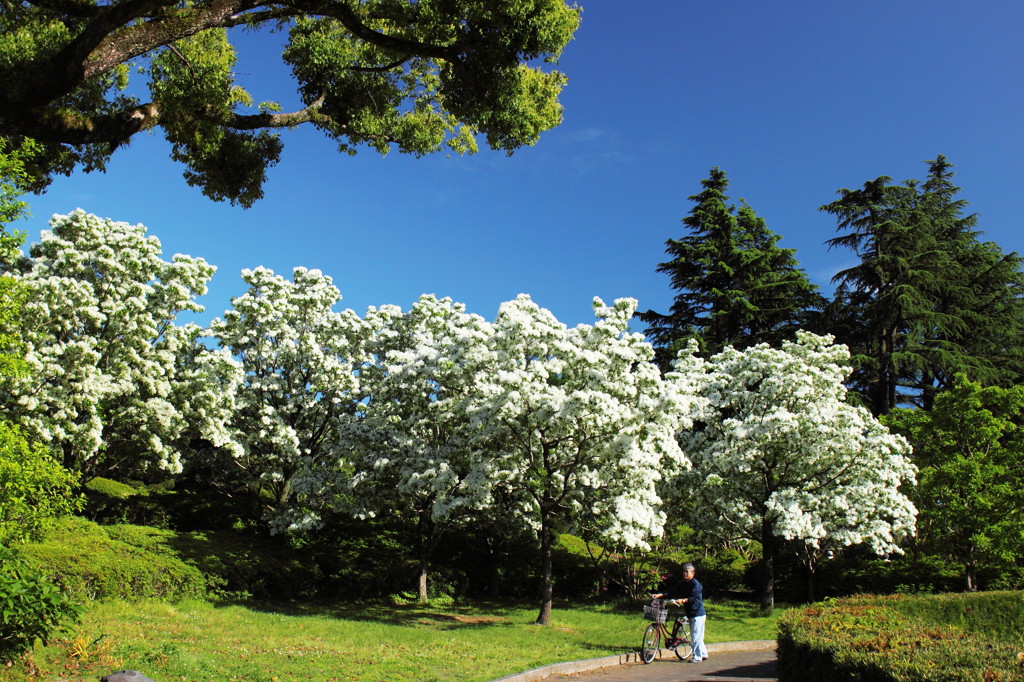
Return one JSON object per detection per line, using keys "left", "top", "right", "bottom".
{"left": 449, "top": 614, "right": 507, "bottom": 624}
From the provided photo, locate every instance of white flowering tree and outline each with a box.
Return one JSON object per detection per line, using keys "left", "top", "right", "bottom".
{"left": 467, "top": 295, "right": 691, "bottom": 625}
{"left": 348, "top": 294, "right": 494, "bottom": 602}
{"left": 0, "top": 225, "right": 81, "bottom": 543}
{"left": 1, "top": 210, "right": 230, "bottom": 477}
{"left": 208, "top": 266, "right": 369, "bottom": 532}
{"left": 669, "top": 332, "right": 917, "bottom": 609}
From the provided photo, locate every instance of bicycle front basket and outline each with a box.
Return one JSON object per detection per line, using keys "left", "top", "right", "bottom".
{"left": 643, "top": 605, "right": 668, "bottom": 623}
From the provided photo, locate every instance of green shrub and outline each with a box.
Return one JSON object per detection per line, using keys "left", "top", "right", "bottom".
{"left": 815, "top": 552, "right": 963, "bottom": 598}
{"left": 699, "top": 546, "right": 752, "bottom": 594}
{"left": 552, "top": 534, "right": 605, "bottom": 599}
{"left": 886, "top": 590, "right": 1024, "bottom": 642}
{"left": 166, "top": 529, "right": 323, "bottom": 601}
{"left": 19, "top": 517, "right": 330, "bottom": 603}
{"left": 84, "top": 477, "right": 139, "bottom": 500}
{"left": 17, "top": 518, "right": 212, "bottom": 602}
{"left": 0, "top": 545, "right": 82, "bottom": 662}
{"left": 777, "top": 593, "right": 1024, "bottom": 681}
{"left": 0, "top": 420, "right": 81, "bottom": 544}
{"left": 81, "top": 477, "right": 175, "bottom": 528}
{"left": 319, "top": 517, "right": 418, "bottom": 600}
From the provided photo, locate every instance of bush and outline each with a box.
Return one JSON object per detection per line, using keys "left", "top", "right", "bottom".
{"left": 552, "top": 534, "right": 605, "bottom": 599}
{"left": 81, "top": 476, "right": 175, "bottom": 528}
{"left": 313, "top": 515, "right": 421, "bottom": 601}
{"left": 698, "top": 546, "right": 752, "bottom": 595}
{"left": 777, "top": 592, "right": 1024, "bottom": 681}
{"left": 83, "top": 477, "right": 138, "bottom": 501}
{"left": 18, "top": 517, "right": 333, "bottom": 603}
{"left": 0, "top": 420, "right": 81, "bottom": 544}
{"left": 814, "top": 551, "right": 963, "bottom": 598}
{"left": 166, "top": 529, "right": 322, "bottom": 601}
{"left": 885, "top": 590, "right": 1024, "bottom": 641}
{"left": 0, "top": 545, "right": 82, "bottom": 662}
{"left": 17, "top": 518, "right": 213, "bottom": 602}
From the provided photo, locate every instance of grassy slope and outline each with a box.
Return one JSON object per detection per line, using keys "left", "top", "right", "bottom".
{"left": 7, "top": 599, "right": 781, "bottom": 681}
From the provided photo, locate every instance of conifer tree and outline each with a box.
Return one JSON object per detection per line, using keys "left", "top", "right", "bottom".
{"left": 820, "top": 176, "right": 931, "bottom": 415}
{"left": 821, "top": 156, "right": 1024, "bottom": 414}
{"left": 639, "top": 168, "right": 822, "bottom": 368}
{"left": 913, "top": 157, "right": 1024, "bottom": 407}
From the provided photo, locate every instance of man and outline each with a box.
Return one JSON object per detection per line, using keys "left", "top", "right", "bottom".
{"left": 655, "top": 562, "right": 708, "bottom": 662}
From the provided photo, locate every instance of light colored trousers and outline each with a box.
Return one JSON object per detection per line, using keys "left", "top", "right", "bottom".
{"left": 688, "top": 615, "right": 707, "bottom": 660}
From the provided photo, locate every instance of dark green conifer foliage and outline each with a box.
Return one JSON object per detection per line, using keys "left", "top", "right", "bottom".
{"left": 914, "top": 157, "right": 1024, "bottom": 408}
{"left": 820, "top": 176, "right": 929, "bottom": 415}
{"left": 821, "top": 156, "right": 1024, "bottom": 414}
{"left": 639, "top": 168, "right": 822, "bottom": 368}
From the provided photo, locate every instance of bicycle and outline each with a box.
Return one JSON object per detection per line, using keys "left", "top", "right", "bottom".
{"left": 640, "top": 596, "right": 693, "bottom": 663}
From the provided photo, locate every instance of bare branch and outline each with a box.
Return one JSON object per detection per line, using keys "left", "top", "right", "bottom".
{"left": 164, "top": 42, "right": 197, "bottom": 82}
{"left": 347, "top": 56, "right": 411, "bottom": 73}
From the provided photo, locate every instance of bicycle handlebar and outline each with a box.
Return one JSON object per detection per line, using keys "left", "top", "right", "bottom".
{"left": 649, "top": 594, "right": 683, "bottom": 607}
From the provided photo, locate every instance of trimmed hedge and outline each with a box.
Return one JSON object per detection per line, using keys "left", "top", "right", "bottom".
{"left": 18, "top": 517, "right": 325, "bottom": 603}
{"left": 18, "top": 517, "right": 212, "bottom": 602}
{"left": 777, "top": 592, "right": 1024, "bottom": 681}
{"left": 886, "top": 591, "right": 1024, "bottom": 642}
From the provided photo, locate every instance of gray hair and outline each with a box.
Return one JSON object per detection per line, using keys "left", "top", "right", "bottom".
{"left": 683, "top": 562, "right": 696, "bottom": 573}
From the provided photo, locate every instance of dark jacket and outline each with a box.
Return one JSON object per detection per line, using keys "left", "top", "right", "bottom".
{"left": 677, "top": 577, "right": 705, "bottom": 618}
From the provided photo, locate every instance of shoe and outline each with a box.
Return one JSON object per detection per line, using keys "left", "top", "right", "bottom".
{"left": 689, "top": 657, "right": 702, "bottom": 663}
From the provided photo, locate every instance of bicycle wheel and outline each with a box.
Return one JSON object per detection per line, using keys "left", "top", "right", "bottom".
{"left": 640, "top": 622, "right": 660, "bottom": 663}
{"left": 671, "top": 619, "right": 693, "bottom": 660}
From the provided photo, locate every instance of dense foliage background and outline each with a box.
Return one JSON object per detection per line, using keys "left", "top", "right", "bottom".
{"left": 1, "top": 141, "right": 1022, "bottom": 664}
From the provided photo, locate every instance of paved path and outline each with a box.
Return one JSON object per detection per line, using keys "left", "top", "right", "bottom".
{"left": 550, "top": 649, "right": 777, "bottom": 681}
{"left": 494, "top": 642, "right": 777, "bottom": 682}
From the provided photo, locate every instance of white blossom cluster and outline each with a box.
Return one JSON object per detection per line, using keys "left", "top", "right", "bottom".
{"left": 348, "top": 294, "right": 495, "bottom": 524}
{"left": 1, "top": 210, "right": 229, "bottom": 473}
{"left": 1, "top": 212, "right": 918, "bottom": 559}
{"left": 668, "top": 331, "right": 917, "bottom": 556}
{"left": 347, "top": 295, "right": 692, "bottom": 550}
{"left": 208, "top": 265, "right": 371, "bottom": 530}
{"left": 466, "top": 295, "right": 693, "bottom": 548}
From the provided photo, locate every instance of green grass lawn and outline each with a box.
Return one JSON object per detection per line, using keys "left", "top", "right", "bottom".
{"left": 6, "top": 598, "right": 782, "bottom": 681}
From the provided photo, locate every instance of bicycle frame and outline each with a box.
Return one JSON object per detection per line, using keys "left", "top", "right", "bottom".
{"left": 640, "top": 598, "right": 693, "bottom": 663}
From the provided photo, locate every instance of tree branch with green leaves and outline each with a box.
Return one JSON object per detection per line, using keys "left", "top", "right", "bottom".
{"left": 0, "top": 0, "right": 580, "bottom": 206}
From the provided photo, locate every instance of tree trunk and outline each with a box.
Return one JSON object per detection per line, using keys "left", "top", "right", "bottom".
{"left": 965, "top": 560, "right": 978, "bottom": 592}
{"left": 488, "top": 547, "right": 502, "bottom": 599}
{"left": 759, "top": 518, "right": 776, "bottom": 612}
{"left": 416, "top": 511, "right": 435, "bottom": 604}
{"left": 536, "top": 514, "right": 554, "bottom": 625}
{"left": 418, "top": 563, "right": 429, "bottom": 604}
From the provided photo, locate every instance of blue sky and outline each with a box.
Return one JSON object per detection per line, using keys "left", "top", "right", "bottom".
{"left": 20, "top": 1, "right": 1024, "bottom": 330}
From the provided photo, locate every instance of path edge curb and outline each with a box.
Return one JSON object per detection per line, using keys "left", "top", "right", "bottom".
{"left": 492, "top": 639, "right": 777, "bottom": 681}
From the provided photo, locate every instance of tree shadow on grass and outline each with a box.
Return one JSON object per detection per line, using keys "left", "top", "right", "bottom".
{"left": 226, "top": 599, "right": 530, "bottom": 630}
{"left": 574, "top": 641, "right": 633, "bottom": 654}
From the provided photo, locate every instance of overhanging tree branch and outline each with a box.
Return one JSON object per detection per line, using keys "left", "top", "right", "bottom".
{"left": 1, "top": 0, "right": 579, "bottom": 204}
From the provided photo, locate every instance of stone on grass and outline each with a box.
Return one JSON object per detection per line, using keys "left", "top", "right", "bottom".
{"left": 100, "top": 671, "right": 155, "bottom": 682}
